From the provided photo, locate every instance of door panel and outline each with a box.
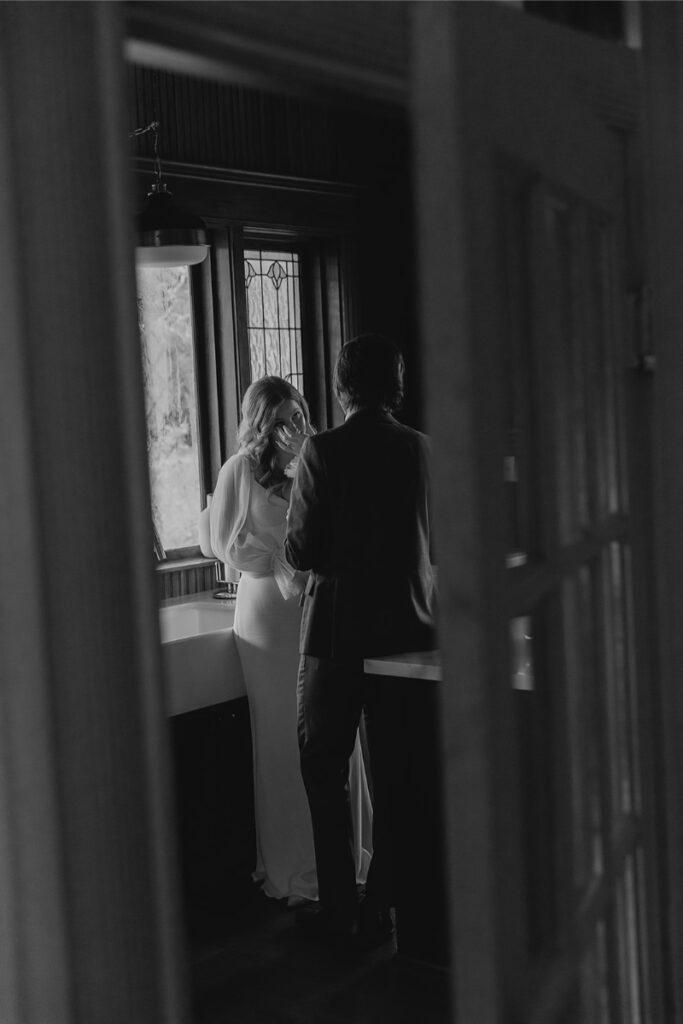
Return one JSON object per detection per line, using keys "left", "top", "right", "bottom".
{"left": 412, "top": 4, "right": 660, "bottom": 1021}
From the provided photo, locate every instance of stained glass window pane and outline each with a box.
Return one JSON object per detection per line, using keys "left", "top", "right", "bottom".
{"left": 137, "top": 266, "right": 201, "bottom": 552}
{"left": 244, "top": 249, "right": 304, "bottom": 393}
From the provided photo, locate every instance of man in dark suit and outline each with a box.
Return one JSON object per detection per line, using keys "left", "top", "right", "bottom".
{"left": 285, "top": 334, "right": 436, "bottom": 950}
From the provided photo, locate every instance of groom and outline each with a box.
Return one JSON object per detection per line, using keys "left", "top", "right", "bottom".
{"left": 285, "top": 333, "right": 435, "bottom": 951}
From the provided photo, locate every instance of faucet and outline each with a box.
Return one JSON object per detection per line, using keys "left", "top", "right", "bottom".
{"left": 214, "top": 561, "right": 239, "bottom": 600}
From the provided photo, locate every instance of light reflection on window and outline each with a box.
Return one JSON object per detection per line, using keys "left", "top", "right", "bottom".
{"left": 136, "top": 265, "right": 201, "bottom": 553}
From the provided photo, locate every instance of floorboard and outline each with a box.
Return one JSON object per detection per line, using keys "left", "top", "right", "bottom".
{"left": 188, "top": 887, "right": 452, "bottom": 1024}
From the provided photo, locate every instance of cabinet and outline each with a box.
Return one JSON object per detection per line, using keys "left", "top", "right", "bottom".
{"left": 169, "top": 696, "right": 255, "bottom": 939}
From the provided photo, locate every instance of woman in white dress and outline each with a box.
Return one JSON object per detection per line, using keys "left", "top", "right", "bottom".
{"left": 209, "top": 376, "right": 372, "bottom": 904}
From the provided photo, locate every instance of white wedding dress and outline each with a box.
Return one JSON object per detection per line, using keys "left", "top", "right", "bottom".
{"left": 210, "top": 452, "right": 373, "bottom": 902}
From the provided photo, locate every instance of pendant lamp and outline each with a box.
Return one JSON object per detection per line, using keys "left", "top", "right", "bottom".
{"left": 132, "top": 121, "right": 209, "bottom": 268}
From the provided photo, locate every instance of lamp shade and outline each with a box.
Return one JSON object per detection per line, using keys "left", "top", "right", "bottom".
{"left": 135, "top": 182, "right": 209, "bottom": 267}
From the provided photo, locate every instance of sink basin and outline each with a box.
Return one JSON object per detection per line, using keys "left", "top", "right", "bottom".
{"left": 160, "top": 600, "right": 236, "bottom": 641}
{"left": 159, "top": 593, "right": 246, "bottom": 716}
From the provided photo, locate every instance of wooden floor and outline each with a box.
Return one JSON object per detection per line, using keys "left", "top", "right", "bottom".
{"left": 188, "top": 886, "right": 452, "bottom": 1024}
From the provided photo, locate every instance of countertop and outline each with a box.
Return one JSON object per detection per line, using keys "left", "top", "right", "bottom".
{"left": 363, "top": 650, "right": 441, "bottom": 681}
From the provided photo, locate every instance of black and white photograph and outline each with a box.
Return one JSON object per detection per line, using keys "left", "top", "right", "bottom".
{"left": 1, "top": 2, "right": 681, "bottom": 1022}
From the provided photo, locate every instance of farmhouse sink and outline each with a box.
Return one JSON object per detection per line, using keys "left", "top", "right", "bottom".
{"left": 159, "top": 591, "right": 246, "bottom": 716}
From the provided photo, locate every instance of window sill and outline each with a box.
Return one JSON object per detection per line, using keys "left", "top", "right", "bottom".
{"left": 156, "top": 556, "right": 216, "bottom": 574}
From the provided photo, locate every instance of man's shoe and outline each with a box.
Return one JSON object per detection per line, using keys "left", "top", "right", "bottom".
{"left": 356, "top": 905, "right": 394, "bottom": 952}
{"left": 295, "top": 904, "right": 359, "bottom": 952}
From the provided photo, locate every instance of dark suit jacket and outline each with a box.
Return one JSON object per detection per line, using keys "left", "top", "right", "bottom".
{"left": 285, "top": 408, "right": 435, "bottom": 661}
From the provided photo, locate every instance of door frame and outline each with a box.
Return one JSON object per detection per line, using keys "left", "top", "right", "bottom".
{"left": 410, "top": 3, "right": 668, "bottom": 1019}
{"left": 2, "top": 2, "right": 679, "bottom": 1021}
{"left": 125, "top": 0, "right": 682, "bottom": 1017}
{"left": 640, "top": 6, "right": 683, "bottom": 1020}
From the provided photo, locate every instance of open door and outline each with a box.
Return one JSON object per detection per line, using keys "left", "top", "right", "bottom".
{"left": 412, "top": 4, "right": 663, "bottom": 1021}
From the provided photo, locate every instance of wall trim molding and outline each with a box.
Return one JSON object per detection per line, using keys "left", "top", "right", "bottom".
{"left": 132, "top": 156, "right": 363, "bottom": 199}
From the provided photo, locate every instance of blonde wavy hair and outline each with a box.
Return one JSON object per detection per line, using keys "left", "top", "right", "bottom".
{"left": 237, "top": 376, "right": 313, "bottom": 489}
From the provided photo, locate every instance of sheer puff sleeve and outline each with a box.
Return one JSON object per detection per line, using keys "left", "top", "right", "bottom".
{"left": 209, "top": 453, "right": 256, "bottom": 572}
{"left": 209, "top": 453, "right": 304, "bottom": 600}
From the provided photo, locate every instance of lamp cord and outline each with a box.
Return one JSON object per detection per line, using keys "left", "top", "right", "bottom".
{"left": 128, "top": 121, "right": 163, "bottom": 186}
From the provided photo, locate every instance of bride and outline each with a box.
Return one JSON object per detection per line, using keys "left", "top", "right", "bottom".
{"left": 209, "top": 376, "right": 372, "bottom": 904}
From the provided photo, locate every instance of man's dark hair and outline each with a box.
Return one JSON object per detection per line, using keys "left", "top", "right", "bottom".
{"left": 333, "top": 334, "right": 405, "bottom": 412}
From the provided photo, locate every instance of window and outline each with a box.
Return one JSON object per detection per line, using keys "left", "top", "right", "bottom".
{"left": 137, "top": 266, "right": 202, "bottom": 555}
{"left": 244, "top": 248, "right": 304, "bottom": 392}
{"left": 136, "top": 223, "right": 349, "bottom": 563}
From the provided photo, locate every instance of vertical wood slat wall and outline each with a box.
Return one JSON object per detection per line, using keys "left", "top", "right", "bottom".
{"left": 157, "top": 562, "right": 216, "bottom": 600}
{"left": 127, "top": 64, "right": 402, "bottom": 187}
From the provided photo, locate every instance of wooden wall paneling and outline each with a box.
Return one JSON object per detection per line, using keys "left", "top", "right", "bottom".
{"left": 132, "top": 163, "right": 359, "bottom": 235}
{"left": 0, "top": 4, "right": 187, "bottom": 1022}
{"left": 157, "top": 562, "right": 216, "bottom": 601}
{"left": 129, "top": 67, "right": 321, "bottom": 176}
{"left": 128, "top": 64, "right": 401, "bottom": 186}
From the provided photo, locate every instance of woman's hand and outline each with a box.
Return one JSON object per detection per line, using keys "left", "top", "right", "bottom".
{"left": 273, "top": 423, "right": 306, "bottom": 456}
{"left": 273, "top": 405, "right": 312, "bottom": 475}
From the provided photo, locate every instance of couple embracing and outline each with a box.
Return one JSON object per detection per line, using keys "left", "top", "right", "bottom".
{"left": 210, "top": 334, "right": 435, "bottom": 953}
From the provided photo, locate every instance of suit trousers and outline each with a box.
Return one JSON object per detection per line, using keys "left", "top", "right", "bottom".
{"left": 297, "top": 653, "right": 407, "bottom": 923}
